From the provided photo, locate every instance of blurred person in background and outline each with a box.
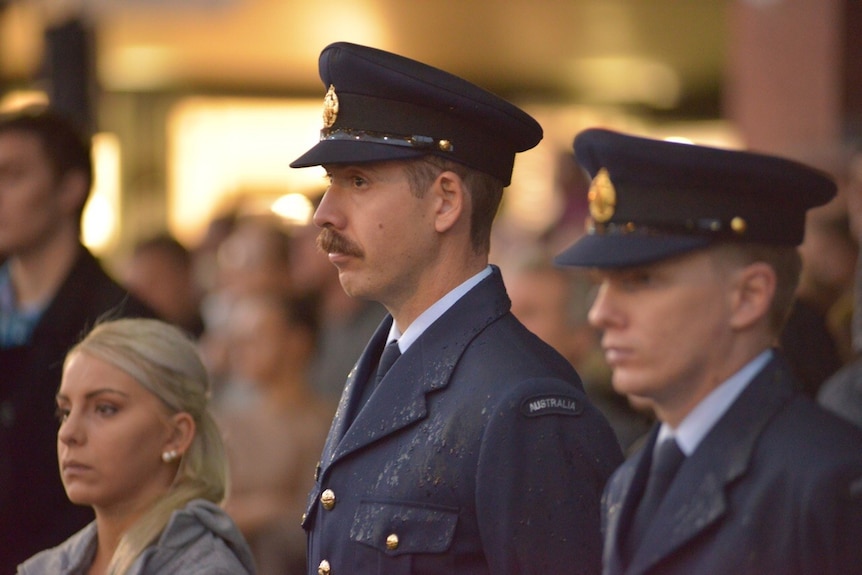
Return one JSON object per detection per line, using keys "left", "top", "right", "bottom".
{"left": 780, "top": 188, "right": 856, "bottom": 396}
{"left": 196, "top": 216, "right": 294, "bottom": 408}
{"left": 507, "top": 256, "right": 654, "bottom": 453}
{"left": 211, "top": 215, "right": 293, "bottom": 300}
{"left": 0, "top": 106, "right": 154, "bottom": 572}
{"left": 121, "top": 233, "right": 205, "bottom": 338}
{"left": 289, "top": 218, "right": 385, "bottom": 404}
{"left": 189, "top": 209, "right": 239, "bottom": 299}
{"left": 17, "top": 318, "right": 255, "bottom": 574}
{"left": 216, "top": 291, "right": 332, "bottom": 575}
{"left": 819, "top": 150, "right": 862, "bottom": 429}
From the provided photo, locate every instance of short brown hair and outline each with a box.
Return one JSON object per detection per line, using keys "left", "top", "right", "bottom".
{"left": 709, "top": 242, "right": 802, "bottom": 335}
{"left": 0, "top": 105, "right": 92, "bottom": 189}
{"left": 0, "top": 106, "right": 93, "bottom": 223}
{"left": 402, "top": 155, "right": 503, "bottom": 254}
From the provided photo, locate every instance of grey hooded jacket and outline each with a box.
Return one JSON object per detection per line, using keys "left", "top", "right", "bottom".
{"left": 17, "top": 499, "right": 256, "bottom": 574}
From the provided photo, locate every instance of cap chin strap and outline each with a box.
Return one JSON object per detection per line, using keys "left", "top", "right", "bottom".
{"left": 588, "top": 218, "right": 747, "bottom": 239}
{"left": 320, "top": 127, "right": 455, "bottom": 153}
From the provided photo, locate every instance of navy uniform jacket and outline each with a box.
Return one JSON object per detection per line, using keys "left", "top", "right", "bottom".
{"left": 0, "top": 247, "right": 155, "bottom": 572}
{"left": 602, "top": 354, "right": 862, "bottom": 575}
{"left": 303, "top": 268, "right": 623, "bottom": 575}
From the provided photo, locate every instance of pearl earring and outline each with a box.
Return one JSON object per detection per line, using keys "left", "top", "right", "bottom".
{"left": 161, "top": 450, "right": 179, "bottom": 463}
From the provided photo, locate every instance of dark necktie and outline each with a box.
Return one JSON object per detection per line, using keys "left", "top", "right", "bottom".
{"left": 374, "top": 340, "right": 401, "bottom": 387}
{"left": 351, "top": 340, "right": 401, "bottom": 423}
{"left": 623, "top": 437, "right": 686, "bottom": 563}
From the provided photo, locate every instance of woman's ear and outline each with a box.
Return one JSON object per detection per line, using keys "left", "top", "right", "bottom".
{"left": 729, "top": 262, "right": 776, "bottom": 330}
{"left": 165, "top": 412, "right": 196, "bottom": 457}
{"left": 432, "top": 171, "right": 465, "bottom": 234}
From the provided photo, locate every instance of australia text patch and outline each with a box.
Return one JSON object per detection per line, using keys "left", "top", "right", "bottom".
{"left": 521, "top": 394, "right": 582, "bottom": 417}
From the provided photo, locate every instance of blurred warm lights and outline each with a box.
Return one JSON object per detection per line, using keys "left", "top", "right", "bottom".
{"left": 100, "top": 45, "right": 180, "bottom": 91}
{"left": 0, "top": 2, "right": 43, "bottom": 78}
{"left": 664, "top": 137, "right": 695, "bottom": 145}
{"left": 82, "top": 132, "right": 121, "bottom": 254}
{"left": 567, "top": 56, "right": 682, "bottom": 110}
{"left": 162, "top": 95, "right": 741, "bottom": 251}
{"left": 652, "top": 122, "right": 744, "bottom": 150}
{"left": 0, "top": 90, "right": 49, "bottom": 112}
{"left": 271, "top": 193, "right": 314, "bottom": 225}
{"left": 167, "top": 97, "right": 326, "bottom": 245}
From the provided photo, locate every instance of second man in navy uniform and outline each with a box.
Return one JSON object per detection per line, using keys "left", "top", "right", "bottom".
{"left": 290, "top": 42, "right": 623, "bottom": 575}
{"left": 556, "top": 128, "right": 862, "bottom": 575}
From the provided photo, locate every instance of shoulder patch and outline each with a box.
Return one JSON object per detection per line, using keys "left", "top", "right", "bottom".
{"left": 521, "top": 394, "right": 583, "bottom": 418}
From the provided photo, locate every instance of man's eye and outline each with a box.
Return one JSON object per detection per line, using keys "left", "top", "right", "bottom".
{"left": 619, "top": 272, "right": 652, "bottom": 290}
{"left": 352, "top": 176, "right": 366, "bottom": 187}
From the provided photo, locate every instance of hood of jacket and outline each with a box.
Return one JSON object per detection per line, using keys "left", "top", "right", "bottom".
{"left": 18, "top": 499, "right": 255, "bottom": 575}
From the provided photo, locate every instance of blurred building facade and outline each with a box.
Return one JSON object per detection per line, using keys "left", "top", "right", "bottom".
{"left": 0, "top": 0, "right": 858, "bottom": 308}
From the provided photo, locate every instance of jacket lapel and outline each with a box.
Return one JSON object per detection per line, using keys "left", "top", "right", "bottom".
{"left": 318, "top": 319, "right": 391, "bottom": 468}
{"left": 324, "top": 267, "right": 511, "bottom": 468}
{"left": 625, "top": 355, "right": 796, "bottom": 575}
{"left": 604, "top": 427, "right": 657, "bottom": 574}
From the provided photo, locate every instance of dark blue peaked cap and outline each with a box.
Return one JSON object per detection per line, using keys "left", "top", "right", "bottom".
{"left": 555, "top": 128, "right": 837, "bottom": 268}
{"left": 290, "top": 42, "right": 543, "bottom": 186}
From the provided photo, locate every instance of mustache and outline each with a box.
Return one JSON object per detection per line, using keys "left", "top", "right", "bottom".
{"left": 316, "top": 228, "right": 363, "bottom": 258}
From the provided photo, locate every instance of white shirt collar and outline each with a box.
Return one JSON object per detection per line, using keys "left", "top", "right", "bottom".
{"left": 657, "top": 349, "right": 772, "bottom": 456}
{"left": 386, "top": 266, "right": 492, "bottom": 353}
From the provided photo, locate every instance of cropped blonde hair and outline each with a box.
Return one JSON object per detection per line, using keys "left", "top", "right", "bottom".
{"left": 64, "top": 318, "right": 228, "bottom": 575}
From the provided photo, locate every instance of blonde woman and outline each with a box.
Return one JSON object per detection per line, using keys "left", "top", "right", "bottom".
{"left": 17, "top": 318, "right": 256, "bottom": 574}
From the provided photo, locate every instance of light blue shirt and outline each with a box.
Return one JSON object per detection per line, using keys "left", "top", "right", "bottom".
{"left": 385, "top": 266, "right": 493, "bottom": 353}
{"left": 657, "top": 349, "right": 773, "bottom": 456}
{"left": 0, "top": 262, "right": 48, "bottom": 348}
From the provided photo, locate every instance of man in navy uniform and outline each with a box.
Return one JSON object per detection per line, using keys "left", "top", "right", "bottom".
{"left": 290, "top": 42, "right": 623, "bottom": 575}
{"left": 556, "top": 128, "right": 862, "bottom": 575}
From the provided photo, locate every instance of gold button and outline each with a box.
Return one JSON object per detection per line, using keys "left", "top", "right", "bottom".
{"left": 318, "top": 559, "right": 331, "bottom": 575}
{"left": 386, "top": 533, "right": 399, "bottom": 550}
{"left": 320, "top": 489, "right": 336, "bottom": 510}
{"left": 731, "top": 216, "right": 747, "bottom": 235}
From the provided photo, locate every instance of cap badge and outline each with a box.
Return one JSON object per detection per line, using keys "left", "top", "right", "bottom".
{"left": 588, "top": 168, "right": 616, "bottom": 223}
{"left": 322, "top": 85, "right": 339, "bottom": 128}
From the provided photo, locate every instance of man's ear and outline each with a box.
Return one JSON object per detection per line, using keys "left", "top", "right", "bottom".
{"left": 58, "top": 170, "right": 90, "bottom": 217}
{"left": 433, "top": 171, "right": 466, "bottom": 234}
{"left": 729, "top": 262, "right": 776, "bottom": 330}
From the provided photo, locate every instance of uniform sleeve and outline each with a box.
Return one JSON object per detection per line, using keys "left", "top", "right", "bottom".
{"left": 475, "top": 377, "right": 623, "bottom": 575}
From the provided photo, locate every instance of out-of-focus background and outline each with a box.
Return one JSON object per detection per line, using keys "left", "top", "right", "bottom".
{"left": 5, "top": 5, "right": 862, "bottom": 572}
{"left": 1, "top": 0, "right": 858, "bottom": 263}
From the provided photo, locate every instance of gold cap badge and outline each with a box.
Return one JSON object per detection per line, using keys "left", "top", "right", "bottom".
{"left": 588, "top": 168, "right": 616, "bottom": 223}
{"left": 322, "top": 85, "right": 339, "bottom": 128}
